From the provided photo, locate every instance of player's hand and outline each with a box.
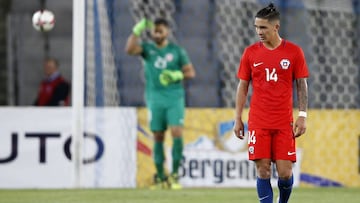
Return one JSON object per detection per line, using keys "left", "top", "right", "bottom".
{"left": 159, "top": 70, "right": 184, "bottom": 86}
{"left": 132, "top": 18, "right": 154, "bottom": 37}
{"left": 293, "top": 116, "right": 306, "bottom": 138}
{"left": 233, "top": 119, "right": 245, "bottom": 139}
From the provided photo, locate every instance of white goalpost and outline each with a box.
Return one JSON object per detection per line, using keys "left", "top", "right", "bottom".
{"left": 72, "top": 0, "right": 85, "bottom": 188}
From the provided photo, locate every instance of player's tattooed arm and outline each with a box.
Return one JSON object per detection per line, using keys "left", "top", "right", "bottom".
{"left": 296, "top": 78, "right": 308, "bottom": 112}
{"left": 294, "top": 78, "right": 308, "bottom": 137}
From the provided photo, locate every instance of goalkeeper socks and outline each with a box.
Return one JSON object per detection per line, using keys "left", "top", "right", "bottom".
{"left": 153, "top": 141, "right": 165, "bottom": 180}
{"left": 277, "top": 175, "right": 293, "bottom": 203}
{"left": 171, "top": 137, "right": 183, "bottom": 175}
{"left": 257, "top": 177, "right": 273, "bottom": 203}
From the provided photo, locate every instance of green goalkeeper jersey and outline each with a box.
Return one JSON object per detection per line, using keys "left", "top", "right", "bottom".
{"left": 141, "top": 41, "right": 190, "bottom": 103}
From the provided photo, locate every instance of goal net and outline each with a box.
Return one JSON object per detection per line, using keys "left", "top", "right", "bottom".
{"left": 84, "top": 0, "right": 119, "bottom": 106}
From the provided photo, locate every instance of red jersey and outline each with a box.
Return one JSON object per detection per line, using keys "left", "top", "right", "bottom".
{"left": 237, "top": 40, "right": 309, "bottom": 129}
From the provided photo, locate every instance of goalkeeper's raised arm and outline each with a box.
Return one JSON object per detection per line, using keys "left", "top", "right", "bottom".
{"left": 125, "top": 18, "right": 153, "bottom": 55}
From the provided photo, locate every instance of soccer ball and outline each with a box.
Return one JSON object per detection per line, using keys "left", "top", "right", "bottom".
{"left": 32, "top": 10, "right": 55, "bottom": 32}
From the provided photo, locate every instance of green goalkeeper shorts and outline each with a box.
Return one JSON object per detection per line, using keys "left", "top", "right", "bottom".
{"left": 147, "top": 98, "right": 185, "bottom": 132}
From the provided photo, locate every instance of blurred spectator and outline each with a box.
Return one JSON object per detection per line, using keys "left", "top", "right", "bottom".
{"left": 33, "top": 58, "right": 70, "bottom": 106}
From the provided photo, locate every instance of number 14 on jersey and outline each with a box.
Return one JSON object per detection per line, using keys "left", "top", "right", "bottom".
{"left": 265, "top": 68, "right": 278, "bottom": 82}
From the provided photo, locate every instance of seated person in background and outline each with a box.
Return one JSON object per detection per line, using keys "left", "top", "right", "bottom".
{"left": 34, "top": 58, "right": 70, "bottom": 106}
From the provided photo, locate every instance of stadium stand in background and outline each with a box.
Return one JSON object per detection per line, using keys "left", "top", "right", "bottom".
{"left": 4, "top": 0, "right": 360, "bottom": 109}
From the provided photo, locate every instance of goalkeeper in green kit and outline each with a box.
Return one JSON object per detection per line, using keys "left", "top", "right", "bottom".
{"left": 125, "top": 18, "right": 196, "bottom": 189}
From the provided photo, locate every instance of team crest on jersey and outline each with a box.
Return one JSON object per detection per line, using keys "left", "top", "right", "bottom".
{"left": 249, "top": 146, "right": 255, "bottom": 154}
{"left": 165, "top": 53, "right": 173, "bottom": 62}
{"left": 280, "top": 59, "right": 290, "bottom": 69}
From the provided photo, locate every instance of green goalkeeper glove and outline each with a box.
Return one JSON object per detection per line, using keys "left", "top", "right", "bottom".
{"left": 159, "top": 70, "right": 184, "bottom": 86}
{"left": 132, "top": 18, "right": 154, "bottom": 37}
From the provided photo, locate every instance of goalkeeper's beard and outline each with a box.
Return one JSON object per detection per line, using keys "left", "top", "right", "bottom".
{"left": 153, "top": 36, "right": 167, "bottom": 46}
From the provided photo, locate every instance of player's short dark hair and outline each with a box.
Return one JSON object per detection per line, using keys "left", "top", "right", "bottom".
{"left": 154, "top": 18, "right": 169, "bottom": 27}
{"left": 255, "top": 3, "right": 280, "bottom": 21}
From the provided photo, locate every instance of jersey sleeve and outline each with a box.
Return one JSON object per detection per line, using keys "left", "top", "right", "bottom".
{"left": 294, "top": 47, "right": 309, "bottom": 79}
{"left": 178, "top": 47, "right": 191, "bottom": 67}
{"left": 237, "top": 47, "right": 251, "bottom": 81}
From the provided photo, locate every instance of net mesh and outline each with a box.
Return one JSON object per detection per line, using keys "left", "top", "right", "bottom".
{"left": 85, "top": 0, "right": 119, "bottom": 106}
{"left": 306, "top": 8, "right": 359, "bottom": 108}
{"left": 215, "top": 0, "right": 260, "bottom": 107}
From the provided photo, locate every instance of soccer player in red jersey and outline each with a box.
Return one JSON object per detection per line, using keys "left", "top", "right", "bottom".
{"left": 233, "top": 3, "right": 309, "bottom": 203}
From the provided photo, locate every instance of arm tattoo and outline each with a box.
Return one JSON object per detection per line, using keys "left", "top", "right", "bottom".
{"left": 296, "top": 78, "right": 308, "bottom": 111}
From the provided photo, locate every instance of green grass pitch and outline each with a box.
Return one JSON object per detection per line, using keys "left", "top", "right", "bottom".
{"left": 0, "top": 187, "right": 359, "bottom": 203}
